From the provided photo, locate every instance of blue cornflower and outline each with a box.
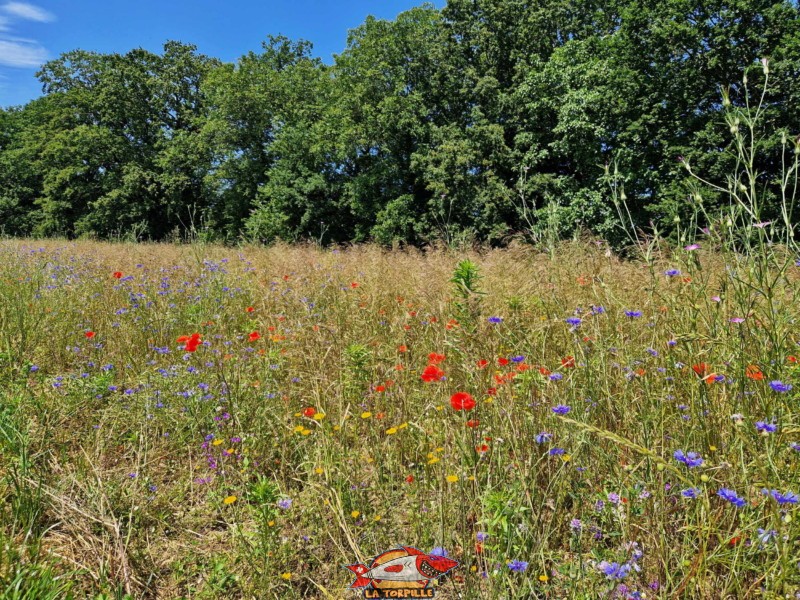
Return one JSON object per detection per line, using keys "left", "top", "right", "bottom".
{"left": 769, "top": 380, "right": 792, "bottom": 393}
{"left": 673, "top": 450, "right": 704, "bottom": 468}
{"left": 681, "top": 488, "right": 701, "bottom": 499}
{"left": 565, "top": 317, "right": 582, "bottom": 326}
{"left": 592, "top": 305, "right": 606, "bottom": 314}
{"left": 570, "top": 518, "right": 582, "bottom": 530}
{"left": 507, "top": 560, "right": 528, "bottom": 573}
{"left": 549, "top": 372, "right": 563, "bottom": 381}
{"left": 535, "top": 432, "right": 552, "bottom": 444}
{"left": 791, "top": 442, "right": 800, "bottom": 452}
{"left": 597, "top": 561, "right": 631, "bottom": 580}
{"left": 476, "top": 532, "right": 489, "bottom": 542}
{"left": 665, "top": 269, "right": 681, "bottom": 277}
{"left": 488, "top": 316, "right": 503, "bottom": 324}
{"left": 757, "top": 528, "right": 777, "bottom": 545}
{"left": 430, "top": 547, "right": 448, "bottom": 557}
{"left": 763, "top": 489, "right": 798, "bottom": 505}
{"left": 717, "top": 488, "right": 746, "bottom": 507}
{"left": 30, "top": 365, "right": 39, "bottom": 372}
{"left": 755, "top": 421, "right": 778, "bottom": 434}
{"left": 549, "top": 448, "right": 565, "bottom": 456}
{"left": 277, "top": 498, "right": 293, "bottom": 510}
{"left": 510, "top": 355, "right": 525, "bottom": 363}
{"left": 624, "top": 310, "right": 643, "bottom": 318}
{"left": 551, "top": 405, "right": 571, "bottom": 415}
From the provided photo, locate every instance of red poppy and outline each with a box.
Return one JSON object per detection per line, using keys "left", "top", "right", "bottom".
{"left": 248, "top": 331, "right": 261, "bottom": 342}
{"left": 498, "top": 357, "right": 509, "bottom": 366}
{"left": 745, "top": 365, "right": 764, "bottom": 380}
{"left": 539, "top": 367, "right": 551, "bottom": 376}
{"left": 428, "top": 352, "right": 445, "bottom": 364}
{"left": 445, "top": 319, "right": 459, "bottom": 329}
{"left": 398, "top": 345, "right": 408, "bottom": 353}
{"left": 475, "top": 444, "right": 489, "bottom": 453}
{"left": 692, "top": 363, "right": 709, "bottom": 377}
{"left": 466, "top": 419, "right": 480, "bottom": 428}
{"left": 179, "top": 333, "right": 202, "bottom": 352}
{"left": 421, "top": 365, "right": 444, "bottom": 382}
{"left": 789, "top": 355, "right": 798, "bottom": 363}
{"left": 475, "top": 542, "right": 484, "bottom": 554}
{"left": 85, "top": 331, "right": 95, "bottom": 339}
{"left": 405, "top": 475, "right": 414, "bottom": 483}
{"left": 302, "top": 406, "right": 316, "bottom": 418}
{"left": 245, "top": 306, "right": 255, "bottom": 313}
{"left": 476, "top": 359, "right": 489, "bottom": 369}
{"left": 486, "top": 387, "right": 497, "bottom": 396}
{"left": 375, "top": 385, "right": 385, "bottom": 393}
{"left": 450, "top": 392, "right": 476, "bottom": 411}
{"left": 516, "top": 363, "right": 530, "bottom": 372}
{"left": 350, "top": 282, "right": 359, "bottom": 288}
{"left": 561, "top": 356, "right": 576, "bottom": 368}
{"left": 112, "top": 271, "right": 123, "bottom": 279}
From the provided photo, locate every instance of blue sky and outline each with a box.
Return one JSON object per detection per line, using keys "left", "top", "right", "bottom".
{"left": 0, "top": 0, "right": 443, "bottom": 108}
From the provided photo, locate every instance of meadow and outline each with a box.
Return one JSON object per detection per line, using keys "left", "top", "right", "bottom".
{"left": 0, "top": 238, "right": 798, "bottom": 599}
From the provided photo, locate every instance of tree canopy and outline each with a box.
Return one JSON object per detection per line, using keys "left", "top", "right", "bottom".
{"left": 2, "top": 0, "right": 799, "bottom": 245}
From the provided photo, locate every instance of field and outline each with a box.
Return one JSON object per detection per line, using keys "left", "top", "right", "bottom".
{"left": 0, "top": 239, "right": 798, "bottom": 599}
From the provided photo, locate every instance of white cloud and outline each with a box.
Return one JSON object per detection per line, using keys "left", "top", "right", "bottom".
{"left": 0, "top": 3, "right": 54, "bottom": 71}
{"left": 2, "top": 2, "right": 55, "bottom": 23}
{"left": 0, "top": 38, "right": 46, "bottom": 67}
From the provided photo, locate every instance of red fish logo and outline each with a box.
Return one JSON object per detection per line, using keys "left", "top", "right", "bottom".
{"left": 345, "top": 546, "right": 458, "bottom": 597}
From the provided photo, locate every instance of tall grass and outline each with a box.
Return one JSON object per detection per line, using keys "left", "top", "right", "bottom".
{"left": 0, "top": 234, "right": 797, "bottom": 598}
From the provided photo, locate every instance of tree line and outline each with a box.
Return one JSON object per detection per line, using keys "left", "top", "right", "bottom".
{"left": 1, "top": 0, "right": 799, "bottom": 245}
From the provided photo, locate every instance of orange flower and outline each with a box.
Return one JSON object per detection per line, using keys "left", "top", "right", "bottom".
{"left": 428, "top": 352, "right": 445, "bottom": 364}
{"left": 745, "top": 365, "right": 764, "bottom": 380}
{"left": 398, "top": 345, "right": 408, "bottom": 353}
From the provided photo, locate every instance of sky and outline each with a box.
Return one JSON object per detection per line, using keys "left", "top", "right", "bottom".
{"left": 0, "top": 0, "right": 444, "bottom": 108}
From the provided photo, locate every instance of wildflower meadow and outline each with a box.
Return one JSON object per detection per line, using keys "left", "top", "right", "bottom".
{"left": 0, "top": 236, "right": 798, "bottom": 599}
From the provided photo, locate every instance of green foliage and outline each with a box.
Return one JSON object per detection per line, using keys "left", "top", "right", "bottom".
{"left": 1, "top": 1, "right": 800, "bottom": 246}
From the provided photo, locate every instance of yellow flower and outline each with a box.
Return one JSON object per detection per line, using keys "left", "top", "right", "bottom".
{"left": 484, "top": 397, "right": 494, "bottom": 404}
{"left": 435, "top": 405, "right": 444, "bottom": 411}
{"left": 373, "top": 515, "right": 382, "bottom": 522}
{"left": 351, "top": 510, "right": 360, "bottom": 519}
{"left": 470, "top": 565, "right": 477, "bottom": 573}
{"left": 212, "top": 439, "right": 223, "bottom": 446}
{"left": 223, "top": 495, "right": 237, "bottom": 505}
{"left": 467, "top": 475, "right": 475, "bottom": 481}
{"left": 435, "top": 447, "right": 444, "bottom": 453}
{"left": 386, "top": 427, "right": 398, "bottom": 435}
{"left": 538, "top": 574, "right": 549, "bottom": 583}
{"left": 560, "top": 454, "right": 571, "bottom": 462}
{"left": 709, "top": 445, "right": 717, "bottom": 452}
{"left": 313, "top": 412, "right": 325, "bottom": 421}
{"left": 280, "top": 572, "right": 292, "bottom": 580}
{"left": 314, "top": 467, "right": 324, "bottom": 475}
{"left": 361, "top": 411, "right": 372, "bottom": 419}
{"left": 300, "top": 428, "right": 312, "bottom": 436}
{"left": 293, "top": 425, "right": 304, "bottom": 433}
{"left": 398, "top": 422, "right": 408, "bottom": 429}
{"left": 268, "top": 520, "right": 275, "bottom": 527}
{"left": 293, "top": 412, "right": 301, "bottom": 417}
{"left": 333, "top": 425, "right": 341, "bottom": 431}
{"left": 446, "top": 475, "right": 458, "bottom": 483}
{"left": 427, "top": 457, "right": 440, "bottom": 465}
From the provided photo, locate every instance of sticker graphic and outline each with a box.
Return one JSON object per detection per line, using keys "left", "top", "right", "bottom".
{"left": 345, "top": 546, "right": 459, "bottom": 598}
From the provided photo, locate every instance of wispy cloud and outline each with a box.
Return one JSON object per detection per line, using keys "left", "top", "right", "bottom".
{"left": 0, "top": 2, "right": 55, "bottom": 70}
{"left": 0, "top": 38, "right": 46, "bottom": 67}
{"left": 2, "top": 2, "right": 54, "bottom": 23}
